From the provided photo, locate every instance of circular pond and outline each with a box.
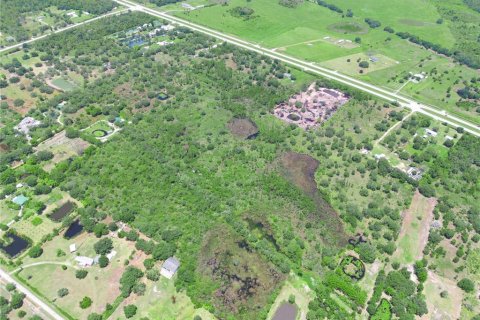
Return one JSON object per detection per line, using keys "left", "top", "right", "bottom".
{"left": 92, "top": 129, "right": 108, "bottom": 137}
{"left": 340, "top": 255, "right": 365, "bottom": 280}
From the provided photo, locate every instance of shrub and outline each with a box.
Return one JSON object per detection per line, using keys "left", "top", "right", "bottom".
{"left": 58, "top": 288, "right": 69, "bottom": 297}
{"left": 28, "top": 246, "right": 43, "bottom": 258}
{"left": 124, "top": 304, "right": 137, "bottom": 318}
{"left": 76, "top": 270, "right": 88, "bottom": 279}
{"left": 457, "top": 278, "right": 475, "bottom": 292}
{"left": 79, "top": 296, "right": 92, "bottom": 309}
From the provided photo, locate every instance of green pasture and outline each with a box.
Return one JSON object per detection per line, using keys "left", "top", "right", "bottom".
{"left": 321, "top": 52, "right": 399, "bottom": 75}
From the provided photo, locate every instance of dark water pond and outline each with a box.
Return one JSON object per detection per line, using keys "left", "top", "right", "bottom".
{"left": 0, "top": 233, "right": 29, "bottom": 258}
{"left": 49, "top": 201, "right": 74, "bottom": 221}
{"left": 64, "top": 220, "right": 83, "bottom": 239}
{"left": 272, "top": 302, "right": 297, "bottom": 320}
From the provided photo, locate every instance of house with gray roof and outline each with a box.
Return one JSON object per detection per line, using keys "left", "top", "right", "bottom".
{"left": 160, "top": 257, "right": 180, "bottom": 279}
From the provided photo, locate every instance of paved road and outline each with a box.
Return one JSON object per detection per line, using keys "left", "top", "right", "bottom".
{"left": 0, "top": 267, "right": 64, "bottom": 320}
{"left": 0, "top": 8, "right": 129, "bottom": 54}
{"left": 114, "top": 0, "right": 480, "bottom": 137}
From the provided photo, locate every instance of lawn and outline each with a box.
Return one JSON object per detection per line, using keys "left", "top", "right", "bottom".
{"left": 83, "top": 120, "right": 114, "bottom": 138}
{"left": 18, "top": 233, "right": 142, "bottom": 319}
{"left": 0, "top": 199, "right": 18, "bottom": 225}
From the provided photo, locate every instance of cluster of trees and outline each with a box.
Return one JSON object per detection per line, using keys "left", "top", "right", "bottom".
{"left": 316, "top": 0, "right": 343, "bottom": 14}
{"left": 229, "top": 7, "right": 255, "bottom": 19}
{"left": 395, "top": 31, "right": 479, "bottom": 69}
{"left": 364, "top": 18, "right": 381, "bottom": 28}
{"left": 0, "top": 284, "right": 26, "bottom": 317}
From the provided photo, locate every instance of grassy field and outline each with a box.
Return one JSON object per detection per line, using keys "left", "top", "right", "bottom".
{"left": 393, "top": 192, "right": 437, "bottom": 265}
{"left": 266, "top": 274, "right": 315, "bottom": 320}
{"left": 83, "top": 120, "right": 114, "bottom": 138}
{"left": 50, "top": 77, "right": 79, "bottom": 92}
{"left": 18, "top": 233, "right": 142, "bottom": 319}
{"left": 0, "top": 199, "right": 18, "bottom": 225}
{"left": 321, "top": 53, "right": 399, "bottom": 75}
{"left": 110, "top": 277, "right": 216, "bottom": 320}
{"left": 424, "top": 271, "right": 462, "bottom": 319}
{"left": 12, "top": 215, "right": 59, "bottom": 243}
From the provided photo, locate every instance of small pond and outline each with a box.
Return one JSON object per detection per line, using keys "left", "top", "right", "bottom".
{"left": 272, "top": 302, "right": 297, "bottom": 320}
{"left": 64, "top": 220, "right": 84, "bottom": 239}
{"left": 49, "top": 201, "right": 74, "bottom": 222}
{"left": 0, "top": 233, "right": 29, "bottom": 258}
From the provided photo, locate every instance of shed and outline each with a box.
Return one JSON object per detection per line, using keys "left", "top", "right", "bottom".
{"left": 12, "top": 195, "right": 29, "bottom": 206}
{"left": 69, "top": 244, "right": 76, "bottom": 253}
{"left": 161, "top": 257, "right": 180, "bottom": 279}
{"left": 106, "top": 250, "right": 117, "bottom": 261}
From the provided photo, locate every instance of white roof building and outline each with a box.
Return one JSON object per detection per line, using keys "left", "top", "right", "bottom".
{"left": 160, "top": 257, "right": 180, "bottom": 279}
{"left": 374, "top": 154, "right": 385, "bottom": 160}
{"left": 69, "top": 244, "right": 76, "bottom": 253}
{"left": 75, "top": 256, "right": 94, "bottom": 267}
{"left": 14, "top": 117, "right": 41, "bottom": 135}
{"left": 106, "top": 250, "right": 117, "bottom": 261}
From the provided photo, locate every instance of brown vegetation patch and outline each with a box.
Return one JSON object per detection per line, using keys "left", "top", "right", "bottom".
{"left": 198, "top": 226, "right": 285, "bottom": 319}
{"left": 279, "top": 152, "right": 347, "bottom": 246}
{"left": 227, "top": 118, "right": 259, "bottom": 139}
{"left": 0, "top": 143, "right": 9, "bottom": 153}
{"left": 273, "top": 83, "right": 349, "bottom": 129}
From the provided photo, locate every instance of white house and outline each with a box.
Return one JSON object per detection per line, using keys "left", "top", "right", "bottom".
{"left": 75, "top": 256, "right": 94, "bottom": 267}
{"left": 106, "top": 250, "right": 117, "bottom": 261}
{"left": 374, "top": 154, "right": 385, "bottom": 160}
{"left": 69, "top": 244, "right": 76, "bottom": 253}
{"left": 160, "top": 257, "right": 180, "bottom": 279}
{"left": 66, "top": 11, "right": 78, "bottom": 18}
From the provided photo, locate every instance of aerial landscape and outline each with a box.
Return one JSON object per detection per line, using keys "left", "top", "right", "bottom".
{"left": 0, "top": 0, "right": 478, "bottom": 319}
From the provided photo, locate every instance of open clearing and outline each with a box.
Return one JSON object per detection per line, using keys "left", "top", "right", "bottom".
{"left": 266, "top": 274, "right": 315, "bottom": 320}
{"left": 110, "top": 277, "right": 215, "bottom": 320}
{"left": 393, "top": 191, "right": 437, "bottom": 265}
{"left": 321, "top": 53, "right": 398, "bottom": 75}
{"left": 35, "top": 131, "right": 90, "bottom": 172}
{"left": 423, "top": 271, "right": 462, "bottom": 320}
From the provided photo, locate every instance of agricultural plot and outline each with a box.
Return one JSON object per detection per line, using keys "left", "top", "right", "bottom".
{"left": 35, "top": 131, "right": 90, "bottom": 172}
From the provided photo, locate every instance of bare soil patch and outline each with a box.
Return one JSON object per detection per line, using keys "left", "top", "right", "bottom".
{"left": 273, "top": 83, "right": 349, "bottom": 129}
{"left": 278, "top": 152, "right": 347, "bottom": 246}
{"left": 227, "top": 117, "right": 258, "bottom": 139}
